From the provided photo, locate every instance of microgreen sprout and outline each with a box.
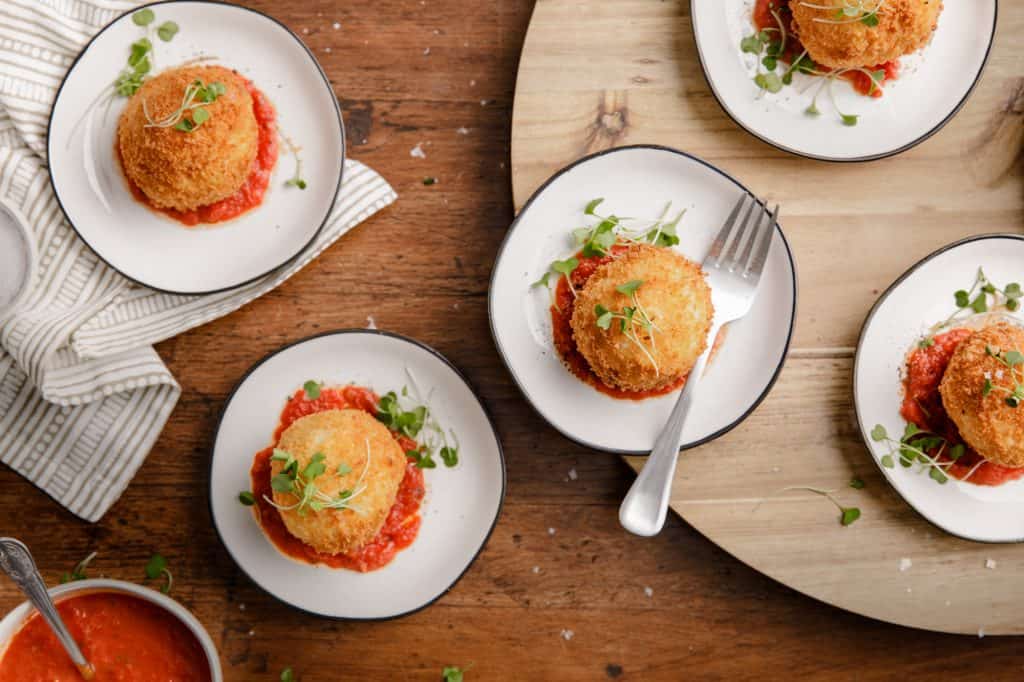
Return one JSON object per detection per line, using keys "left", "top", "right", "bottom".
{"left": 280, "top": 668, "right": 295, "bottom": 682}
{"left": 740, "top": 5, "right": 819, "bottom": 96}
{"left": 144, "top": 553, "right": 172, "bottom": 594}
{"left": 60, "top": 551, "right": 97, "bottom": 584}
{"left": 766, "top": 486, "right": 860, "bottom": 526}
{"left": 442, "top": 666, "right": 471, "bottom": 682}
{"left": 532, "top": 198, "right": 686, "bottom": 297}
{"left": 303, "top": 380, "right": 321, "bottom": 400}
{"left": 142, "top": 79, "right": 225, "bottom": 132}
{"left": 379, "top": 368, "right": 461, "bottom": 469}
{"left": 982, "top": 345, "right": 1024, "bottom": 408}
{"left": 265, "top": 441, "right": 372, "bottom": 515}
{"left": 281, "top": 133, "right": 308, "bottom": 190}
{"left": 871, "top": 423, "right": 980, "bottom": 484}
{"left": 918, "top": 268, "right": 1022, "bottom": 347}
{"left": 798, "top": 0, "right": 886, "bottom": 26}
{"left": 238, "top": 491, "right": 256, "bottom": 506}
{"left": 594, "top": 279, "right": 661, "bottom": 374}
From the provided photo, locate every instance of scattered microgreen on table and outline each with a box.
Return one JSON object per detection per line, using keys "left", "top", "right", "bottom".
{"left": 594, "top": 279, "right": 661, "bottom": 374}
{"left": 871, "top": 423, "right": 979, "bottom": 485}
{"left": 280, "top": 668, "right": 295, "bottom": 682}
{"left": 780, "top": 486, "right": 861, "bottom": 526}
{"left": 144, "top": 553, "right": 173, "bottom": 594}
{"left": 60, "top": 551, "right": 97, "bottom": 584}
{"left": 442, "top": 666, "right": 468, "bottom": 682}
{"left": 919, "top": 268, "right": 1023, "bottom": 348}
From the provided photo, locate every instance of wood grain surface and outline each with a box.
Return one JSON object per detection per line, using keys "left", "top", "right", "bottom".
{"left": 512, "top": 0, "right": 1024, "bottom": 639}
{"left": 1, "top": 0, "right": 1023, "bottom": 679}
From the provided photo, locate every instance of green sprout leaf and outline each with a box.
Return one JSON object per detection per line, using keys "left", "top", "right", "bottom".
{"left": 929, "top": 467, "right": 949, "bottom": 484}
{"left": 303, "top": 380, "right": 321, "bottom": 399}
{"left": 615, "top": 279, "right": 643, "bottom": 297}
{"left": 191, "top": 107, "right": 210, "bottom": 126}
{"left": 132, "top": 9, "right": 155, "bottom": 26}
{"left": 841, "top": 114, "right": 859, "bottom": 127}
{"left": 144, "top": 553, "right": 166, "bottom": 580}
{"left": 281, "top": 668, "right": 295, "bottom": 682}
{"left": 849, "top": 477, "right": 865, "bottom": 490}
{"left": 302, "top": 453, "right": 327, "bottom": 480}
{"left": 840, "top": 507, "right": 861, "bottom": 526}
{"left": 870, "top": 424, "right": 887, "bottom": 442}
{"left": 156, "top": 21, "right": 179, "bottom": 42}
{"left": 442, "top": 667, "right": 465, "bottom": 682}
{"left": 861, "top": 12, "right": 879, "bottom": 26}
{"left": 440, "top": 446, "right": 459, "bottom": 467}
{"left": 238, "top": 491, "right": 256, "bottom": 506}
{"left": 337, "top": 462, "right": 352, "bottom": 476}
{"left": 881, "top": 454, "right": 895, "bottom": 468}
{"left": 271, "top": 474, "right": 295, "bottom": 493}
{"left": 949, "top": 444, "right": 965, "bottom": 460}
{"left": 584, "top": 198, "right": 604, "bottom": 215}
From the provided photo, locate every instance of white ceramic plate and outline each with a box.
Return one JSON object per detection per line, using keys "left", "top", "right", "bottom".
{"left": 855, "top": 234, "right": 1024, "bottom": 543}
{"left": 691, "top": 0, "right": 996, "bottom": 161}
{"left": 209, "top": 330, "right": 505, "bottom": 619}
{"left": 47, "top": 0, "right": 344, "bottom": 294}
{"left": 490, "top": 145, "right": 797, "bottom": 455}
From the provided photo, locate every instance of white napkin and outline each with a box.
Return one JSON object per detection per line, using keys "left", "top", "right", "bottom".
{"left": 0, "top": 0, "right": 396, "bottom": 521}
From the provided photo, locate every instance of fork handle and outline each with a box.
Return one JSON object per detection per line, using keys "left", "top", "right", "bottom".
{"left": 618, "top": 321, "right": 722, "bottom": 537}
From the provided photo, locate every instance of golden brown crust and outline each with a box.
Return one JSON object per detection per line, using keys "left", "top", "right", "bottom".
{"left": 570, "top": 244, "right": 713, "bottom": 392}
{"left": 940, "top": 323, "right": 1024, "bottom": 468}
{"left": 273, "top": 409, "right": 407, "bottom": 555}
{"left": 117, "top": 65, "right": 258, "bottom": 211}
{"left": 790, "top": 0, "right": 943, "bottom": 70}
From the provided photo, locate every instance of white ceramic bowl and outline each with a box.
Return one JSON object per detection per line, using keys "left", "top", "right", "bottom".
{"left": 691, "top": 0, "right": 997, "bottom": 161}
{"left": 855, "top": 234, "right": 1024, "bottom": 542}
{"left": 47, "top": 0, "right": 345, "bottom": 294}
{"left": 0, "top": 579, "right": 222, "bottom": 680}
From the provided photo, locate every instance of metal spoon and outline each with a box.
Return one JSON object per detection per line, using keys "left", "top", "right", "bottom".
{"left": 0, "top": 538, "right": 94, "bottom": 679}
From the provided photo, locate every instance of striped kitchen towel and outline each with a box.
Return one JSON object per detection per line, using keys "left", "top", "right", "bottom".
{"left": 0, "top": 0, "right": 396, "bottom": 522}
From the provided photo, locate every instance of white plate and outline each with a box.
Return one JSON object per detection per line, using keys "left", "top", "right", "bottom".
{"left": 691, "top": 0, "right": 996, "bottom": 161}
{"left": 47, "top": 0, "right": 344, "bottom": 294}
{"left": 854, "top": 234, "right": 1024, "bottom": 543}
{"left": 209, "top": 330, "right": 505, "bottom": 619}
{"left": 489, "top": 145, "right": 797, "bottom": 455}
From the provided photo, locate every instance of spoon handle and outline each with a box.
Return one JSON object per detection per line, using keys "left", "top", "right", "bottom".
{"left": 0, "top": 538, "right": 93, "bottom": 677}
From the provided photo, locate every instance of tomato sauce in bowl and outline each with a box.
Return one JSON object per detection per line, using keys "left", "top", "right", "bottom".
{"left": 0, "top": 591, "right": 212, "bottom": 682}
{"left": 900, "top": 329, "right": 1024, "bottom": 486}
{"left": 250, "top": 385, "right": 426, "bottom": 572}
{"left": 119, "top": 77, "right": 279, "bottom": 227}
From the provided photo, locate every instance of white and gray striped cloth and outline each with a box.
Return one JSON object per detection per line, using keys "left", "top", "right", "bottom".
{"left": 0, "top": 0, "right": 396, "bottom": 521}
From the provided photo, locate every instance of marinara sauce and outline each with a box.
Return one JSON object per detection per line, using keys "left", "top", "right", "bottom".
{"left": 0, "top": 592, "right": 211, "bottom": 682}
{"left": 250, "top": 385, "right": 425, "bottom": 572}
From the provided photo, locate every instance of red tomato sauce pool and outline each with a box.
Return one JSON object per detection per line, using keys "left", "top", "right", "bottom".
{"left": 753, "top": 0, "right": 899, "bottom": 97}
{"left": 250, "top": 385, "right": 425, "bottom": 572}
{"left": 0, "top": 592, "right": 211, "bottom": 682}
{"left": 900, "top": 329, "right": 1024, "bottom": 486}
{"left": 120, "top": 77, "right": 279, "bottom": 227}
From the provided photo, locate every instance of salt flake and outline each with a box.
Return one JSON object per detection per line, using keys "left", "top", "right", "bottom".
{"left": 561, "top": 629, "right": 574, "bottom": 641}
{"left": 899, "top": 558, "right": 912, "bottom": 572}
{"left": 985, "top": 558, "right": 997, "bottom": 569}
{"left": 567, "top": 467, "right": 578, "bottom": 481}
{"left": 410, "top": 143, "right": 426, "bottom": 159}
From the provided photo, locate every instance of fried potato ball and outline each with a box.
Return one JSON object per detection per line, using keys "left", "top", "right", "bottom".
{"left": 117, "top": 65, "right": 258, "bottom": 211}
{"left": 790, "top": 0, "right": 943, "bottom": 70}
{"left": 273, "top": 409, "right": 407, "bottom": 555}
{"left": 571, "top": 244, "right": 713, "bottom": 393}
{"left": 940, "top": 323, "right": 1024, "bottom": 469}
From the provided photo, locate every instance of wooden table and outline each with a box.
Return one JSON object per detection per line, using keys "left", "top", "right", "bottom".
{"left": 1, "top": 1, "right": 1020, "bottom": 679}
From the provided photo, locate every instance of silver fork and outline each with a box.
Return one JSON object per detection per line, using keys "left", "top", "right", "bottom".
{"left": 618, "top": 193, "right": 779, "bottom": 537}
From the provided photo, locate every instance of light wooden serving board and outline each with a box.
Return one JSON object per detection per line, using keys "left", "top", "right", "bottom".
{"left": 511, "top": 0, "right": 1024, "bottom": 634}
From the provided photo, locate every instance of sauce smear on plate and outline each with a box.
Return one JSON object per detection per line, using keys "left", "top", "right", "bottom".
{"left": 901, "top": 328, "right": 1024, "bottom": 486}
{"left": 121, "top": 77, "right": 279, "bottom": 227}
{"left": 250, "top": 385, "right": 425, "bottom": 572}
{"left": 0, "top": 592, "right": 211, "bottom": 682}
